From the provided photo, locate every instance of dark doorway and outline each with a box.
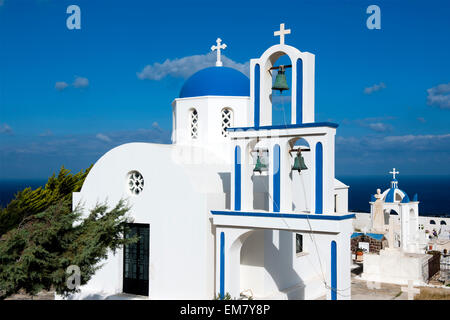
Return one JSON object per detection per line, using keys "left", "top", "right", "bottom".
{"left": 123, "top": 223, "right": 149, "bottom": 296}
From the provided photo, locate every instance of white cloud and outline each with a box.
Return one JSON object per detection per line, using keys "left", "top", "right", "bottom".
{"left": 352, "top": 116, "right": 395, "bottom": 133}
{"left": 73, "top": 76, "right": 89, "bottom": 88}
{"left": 367, "top": 122, "right": 392, "bottom": 132}
{"left": 383, "top": 133, "right": 450, "bottom": 144}
{"left": 0, "top": 123, "right": 13, "bottom": 135}
{"left": 55, "top": 77, "right": 89, "bottom": 90}
{"left": 137, "top": 52, "right": 249, "bottom": 80}
{"left": 364, "top": 82, "right": 386, "bottom": 94}
{"left": 337, "top": 133, "right": 450, "bottom": 153}
{"left": 427, "top": 83, "right": 450, "bottom": 109}
{"left": 55, "top": 81, "right": 69, "bottom": 91}
{"left": 96, "top": 133, "right": 112, "bottom": 143}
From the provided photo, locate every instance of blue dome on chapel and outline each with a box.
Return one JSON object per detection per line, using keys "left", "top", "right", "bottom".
{"left": 179, "top": 67, "right": 249, "bottom": 98}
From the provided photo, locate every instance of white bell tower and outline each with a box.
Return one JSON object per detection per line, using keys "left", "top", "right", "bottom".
{"left": 249, "top": 23, "right": 316, "bottom": 127}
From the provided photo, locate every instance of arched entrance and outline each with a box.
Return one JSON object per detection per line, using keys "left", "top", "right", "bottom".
{"left": 224, "top": 228, "right": 304, "bottom": 299}
{"left": 239, "top": 230, "right": 265, "bottom": 297}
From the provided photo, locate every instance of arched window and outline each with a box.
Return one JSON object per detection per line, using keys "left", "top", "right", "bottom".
{"left": 441, "top": 220, "right": 447, "bottom": 225}
{"left": 430, "top": 220, "right": 436, "bottom": 225}
{"left": 189, "top": 109, "right": 198, "bottom": 139}
{"left": 221, "top": 108, "right": 233, "bottom": 137}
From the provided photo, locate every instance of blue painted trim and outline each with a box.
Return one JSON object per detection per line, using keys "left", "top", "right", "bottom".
{"left": 331, "top": 241, "right": 337, "bottom": 300}
{"left": 254, "top": 64, "right": 260, "bottom": 128}
{"left": 315, "top": 142, "right": 323, "bottom": 214}
{"left": 273, "top": 144, "right": 280, "bottom": 212}
{"left": 211, "top": 210, "right": 356, "bottom": 221}
{"left": 227, "top": 122, "right": 339, "bottom": 132}
{"left": 220, "top": 232, "right": 225, "bottom": 299}
{"left": 296, "top": 58, "right": 303, "bottom": 124}
{"left": 234, "top": 146, "right": 241, "bottom": 211}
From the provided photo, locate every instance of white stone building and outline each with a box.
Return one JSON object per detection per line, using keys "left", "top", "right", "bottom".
{"left": 65, "top": 24, "right": 354, "bottom": 300}
{"left": 367, "top": 169, "right": 424, "bottom": 253}
{"left": 354, "top": 170, "right": 449, "bottom": 285}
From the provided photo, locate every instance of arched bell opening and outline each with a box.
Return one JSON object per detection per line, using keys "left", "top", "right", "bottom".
{"left": 390, "top": 209, "right": 399, "bottom": 216}
{"left": 261, "top": 51, "right": 295, "bottom": 126}
{"left": 383, "top": 209, "right": 390, "bottom": 225}
{"left": 270, "top": 55, "right": 292, "bottom": 126}
{"left": 248, "top": 139, "right": 269, "bottom": 211}
{"left": 288, "top": 137, "right": 311, "bottom": 213}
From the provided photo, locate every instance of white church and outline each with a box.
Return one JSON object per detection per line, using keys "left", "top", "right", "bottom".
{"left": 66, "top": 24, "right": 355, "bottom": 300}
{"left": 353, "top": 169, "right": 449, "bottom": 285}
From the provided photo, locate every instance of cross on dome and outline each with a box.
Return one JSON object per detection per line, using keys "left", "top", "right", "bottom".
{"left": 211, "top": 38, "right": 227, "bottom": 67}
{"left": 389, "top": 168, "right": 399, "bottom": 180}
{"left": 274, "top": 23, "right": 291, "bottom": 45}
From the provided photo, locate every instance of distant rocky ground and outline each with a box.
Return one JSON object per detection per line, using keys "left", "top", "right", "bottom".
{"left": 3, "top": 283, "right": 449, "bottom": 300}
{"left": 5, "top": 290, "right": 54, "bottom": 300}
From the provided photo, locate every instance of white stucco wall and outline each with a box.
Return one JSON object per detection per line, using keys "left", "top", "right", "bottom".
{"left": 69, "top": 142, "right": 229, "bottom": 299}
{"left": 361, "top": 249, "right": 431, "bottom": 285}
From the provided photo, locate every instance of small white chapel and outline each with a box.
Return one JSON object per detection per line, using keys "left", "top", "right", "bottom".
{"left": 64, "top": 24, "right": 355, "bottom": 300}
{"left": 355, "top": 169, "right": 436, "bottom": 285}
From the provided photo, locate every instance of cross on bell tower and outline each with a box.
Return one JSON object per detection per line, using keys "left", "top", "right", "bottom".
{"left": 211, "top": 38, "right": 227, "bottom": 67}
{"left": 274, "top": 23, "right": 291, "bottom": 45}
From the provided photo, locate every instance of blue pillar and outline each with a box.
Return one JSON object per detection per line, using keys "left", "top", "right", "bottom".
{"left": 296, "top": 58, "right": 303, "bottom": 124}
{"left": 220, "top": 232, "right": 225, "bottom": 299}
{"left": 234, "top": 146, "right": 241, "bottom": 211}
{"left": 254, "top": 64, "right": 260, "bottom": 128}
{"left": 273, "top": 144, "right": 280, "bottom": 212}
{"left": 331, "top": 240, "right": 337, "bottom": 300}
{"left": 315, "top": 142, "right": 323, "bottom": 214}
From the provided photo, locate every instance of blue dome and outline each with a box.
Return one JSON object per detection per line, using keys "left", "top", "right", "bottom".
{"left": 179, "top": 67, "right": 249, "bottom": 98}
{"left": 401, "top": 194, "right": 410, "bottom": 203}
{"left": 385, "top": 188, "right": 409, "bottom": 203}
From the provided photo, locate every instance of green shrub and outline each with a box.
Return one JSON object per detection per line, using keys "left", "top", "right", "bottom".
{"left": 0, "top": 165, "right": 92, "bottom": 235}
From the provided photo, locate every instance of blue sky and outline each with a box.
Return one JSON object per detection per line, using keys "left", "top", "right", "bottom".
{"left": 0, "top": 0, "right": 449, "bottom": 179}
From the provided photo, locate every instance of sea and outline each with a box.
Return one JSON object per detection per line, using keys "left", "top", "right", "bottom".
{"left": 0, "top": 175, "right": 449, "bottom": 217}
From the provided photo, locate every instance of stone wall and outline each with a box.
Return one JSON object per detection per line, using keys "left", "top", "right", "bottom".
{"left": 351, "top": 235, "right": 386, "bottom": 254}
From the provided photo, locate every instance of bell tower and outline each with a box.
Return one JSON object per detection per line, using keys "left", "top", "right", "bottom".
{"left": 250, "top": 23, "right": 315, "bottom": 127}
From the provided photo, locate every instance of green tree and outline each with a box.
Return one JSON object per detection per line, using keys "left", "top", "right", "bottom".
{"left": 0, "top": 199, "right": 137, "bottom": 299}
{"left": 0, "top": 165, "right": 92, "bottom": 235}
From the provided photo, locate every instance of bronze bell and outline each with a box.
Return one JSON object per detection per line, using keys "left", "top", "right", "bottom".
{"left": 253, "top": 154, "right": 267, "bottom": 174}
{"left": 292, "top": 150, "right": 307, "bottom": 173}
{"left": 272, "top": 66, "right": 289, "bottom": 93}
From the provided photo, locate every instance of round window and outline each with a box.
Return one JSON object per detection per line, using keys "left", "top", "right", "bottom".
{"left": 127, "top": 171, "right": 144, "bottom": 195}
